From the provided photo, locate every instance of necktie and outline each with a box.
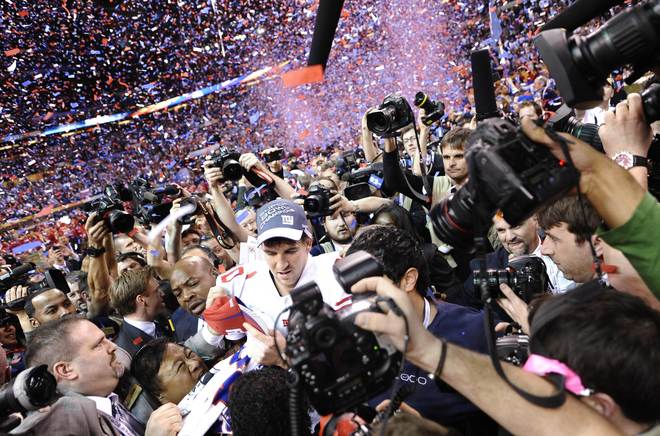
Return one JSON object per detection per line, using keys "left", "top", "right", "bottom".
{"left": 109, "top": 395, "right": 143, "bottom": 436}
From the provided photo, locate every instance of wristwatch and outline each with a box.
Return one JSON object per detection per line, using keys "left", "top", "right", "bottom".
{"left": 85, "top": 246, "right": 106, "bottom": 258}
{"left": 612, "top": 151, "right": 649, "bottom": 170}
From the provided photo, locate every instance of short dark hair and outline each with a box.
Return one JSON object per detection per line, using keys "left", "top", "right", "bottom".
{"left": 530, "top": 283, "right": 660, "bottom": 424}
{"left": 440, "top": 127, "right": 471, "bottom": 153}
{"left": 25, "top": 315, "right": 86, "bottom": 369}
{"left": 372, "top": 203, "right": 418, "bottom": 240}
{"left": 25, "top": 288, "right": 60, "bottom": 319}
{"left": 346, "top": 226, "right": 430, "bottom": 295}
{"left": 536, "top": 196, "right": 601, "bottom": 243}
{"left": 229, "top": 366, "right": 310, "bottom": 436}
{"left": 131, "top": 337, "right": 170, "bottom": 401}
{"left": 66, "top": 270, "right": 89, "bottom": 293}
{"left": 116, "top": 251, "right": 147, "bottom": 266}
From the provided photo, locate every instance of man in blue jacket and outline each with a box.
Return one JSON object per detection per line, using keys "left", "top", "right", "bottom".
{"left": 346, "top": 225, "right": 494, "bottom": 434}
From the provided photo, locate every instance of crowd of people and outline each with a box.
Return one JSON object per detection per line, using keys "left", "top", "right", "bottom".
{"left": 2, "top": 0, "right": 660, "bottom": 435}
{"left": 3, "top": 0, "right": 627, "bottom": 230}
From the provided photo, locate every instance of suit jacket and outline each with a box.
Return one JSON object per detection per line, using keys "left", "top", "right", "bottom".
{"left": 10, "top": 395, "right": 121, "bottom": 436}
{"left": 114, "top": 317, "right": 224, "bottom": 361}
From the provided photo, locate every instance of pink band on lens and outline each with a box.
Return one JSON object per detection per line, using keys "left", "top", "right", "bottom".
{"left": 523, "top": 354, "right": 590, "bottom": 396}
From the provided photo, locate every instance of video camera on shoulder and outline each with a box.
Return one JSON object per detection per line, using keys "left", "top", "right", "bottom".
{"left": 285, "top": 251, "right": 401, "bottom": 415}
{"left": 344, "top": 162, "right": 384, "bottom": 201}
{"left": 535, "top": 0, "right": 660, "bottom": 110}
{"left": 128, "top": 178, "right": 182, "bottom": 225}
{"left": 84, "top": 184, "right": 135, "bottom": 234}
{"left": 0, "top": 265, "right": 70, "bottom": 311}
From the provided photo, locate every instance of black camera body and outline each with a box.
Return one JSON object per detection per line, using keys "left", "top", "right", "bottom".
{"left": 366, "top": 95, "right": 415, "bottom": 137}
{"left": 473, "top": 255, "right": 550, "bottom": 303}
{"left": 0, "top": 365, "right": 57, "bottom": 418}
{"left": 414, "top": 91, "right": 445, "bottom": 126}
{"left": 84, "top": 185, "right": 135, "bottom": 234}
{"left": 129, "top": 179, "right": 182, "bottom": 225}
{"left": 208, "top": 147, "right": 243, "bottom": 181}
{"left": 430, "top": 118, "right": 579, "bottom": 250}
{"left": 304, "top": 184, "right": 333, "bottom": 218}
{"left": 534, "top": 0, "right": 660, "bottom": 109}
{"left": 285, "top": 251, "right": 400, "bottom": 415}
{"left": 261, "top": 148, "right": 284, "bottom": 163}
{"left": 1, "top": 268, "right": 70, "bottom": 311}
{"left": 344, "top": 162, "right": 384, "bottom": 201}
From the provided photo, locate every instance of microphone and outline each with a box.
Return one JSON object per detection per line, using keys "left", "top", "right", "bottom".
{"left": 0, "top": 263, "right": 35, "bottom": 282}
{"left": 471, "top": 49, "right": 499, "bottom": 121}
{"left": 541, "top": 0, "right": 624, "bottom": 33}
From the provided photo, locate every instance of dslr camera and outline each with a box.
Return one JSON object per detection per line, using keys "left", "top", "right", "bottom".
{"left": 430, "top": 118, "right": 579, "bottom": 250}
{"left": 260, "top": 147, "right": 284, "bottom": 163}
{"left": 84, "top": 184, "right": 134, "bottom": 234}
{"left": 414, "top": 91, "right": 445, "bottom": 126}
{"left": 285, "top": 251, "right": 401, "bottom": 415}
{"left": 366, "top": 94, "right": 415, "bottom": 137}
{"left": 208, "top": 146, "right": 244, "bottom": 181}
{"left": 303, "top": 184, "right": 333, "bottom": 218}
{"left": 473, "top": 255, "right": 550, "bottom": 303}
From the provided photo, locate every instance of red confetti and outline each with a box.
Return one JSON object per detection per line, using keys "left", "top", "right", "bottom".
{"left": 4, "top": 48, "right": 21, "bottom": 57}
{"left": 18, "top": 10, "right": 29, "bottom": 17}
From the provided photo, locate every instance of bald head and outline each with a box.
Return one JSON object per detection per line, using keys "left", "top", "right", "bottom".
{"left": 170, "top": 256, "right": 218, "bottom": 317}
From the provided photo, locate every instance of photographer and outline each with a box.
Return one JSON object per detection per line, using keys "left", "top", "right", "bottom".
{"left": 346, "top": 226, "right": 493, "bottom": 433}
{"left": 3, "top": 286, "right": 76, "bottom": 337}
{"left": 520, "top": 117, "right": 660, "bottom": 299}
{"left": 349, "top": 276, "right": 620, "bottom": 436}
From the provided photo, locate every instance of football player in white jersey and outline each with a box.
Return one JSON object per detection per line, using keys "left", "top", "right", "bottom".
{"left": 171, "top": 199, "right": 351, "bottom": 366}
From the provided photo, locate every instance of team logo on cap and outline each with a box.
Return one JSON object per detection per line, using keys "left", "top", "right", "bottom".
{"left": 282, "top": 215, "right": 294, "bottom": 225}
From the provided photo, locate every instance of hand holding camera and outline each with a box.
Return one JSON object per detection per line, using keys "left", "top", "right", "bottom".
{"left": 204, "top": 160, "right": 225, "bottom": 189}
{"left": 4, "top": 285, "right": 29, "bottom": 315}
{"left": 599, "top": 93, "right": 654, "bottom": 160}
{"left": 85, "top": 212, "right": 110, "bottom": 248}
{"left": 351, "top": 276, "right": 440, "bottom": 371}
{"left": 496, "top": 284, "right": 531, "bottom": 335}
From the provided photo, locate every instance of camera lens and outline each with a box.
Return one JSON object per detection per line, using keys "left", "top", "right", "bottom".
{"left": 429, "top": 187, "right": 477, "bottom": 250}
{"left": 366, "top": 109, "right": 392, "bottom": 135}
{"left": 106, "top": 210, "right": 135, "bottom": 234}
{"left": 222, "top": 160, "right": 243, "bottom": 181}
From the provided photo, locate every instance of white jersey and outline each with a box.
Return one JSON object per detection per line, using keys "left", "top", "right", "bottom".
{"left": 216, "top": 252, "right": 351, "bottom": 335}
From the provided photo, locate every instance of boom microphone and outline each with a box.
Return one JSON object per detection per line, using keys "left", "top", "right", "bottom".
{"left": 471, "top": 49, "right": 499, "bottom": 121}
{"left": 541, "top": 0, "right": 624, "bottom": 33}
{"left": 307, "top": 0, "right": 346, "bottom": 69}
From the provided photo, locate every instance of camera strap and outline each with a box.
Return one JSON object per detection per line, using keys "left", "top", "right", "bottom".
{"left": 199, "top": 202, "right": 237, "bottom": 250}
{"left": 483, "top": 303, "right": 567, "bottom": 408}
